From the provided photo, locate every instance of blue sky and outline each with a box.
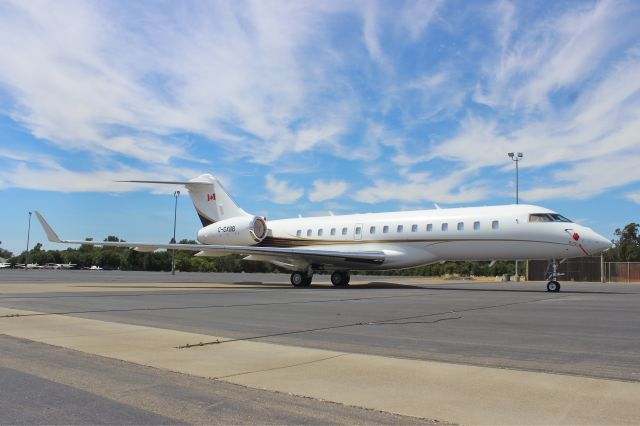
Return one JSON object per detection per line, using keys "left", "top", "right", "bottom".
{"left": 1, "top": 0, "right": 639, "bottom": 255}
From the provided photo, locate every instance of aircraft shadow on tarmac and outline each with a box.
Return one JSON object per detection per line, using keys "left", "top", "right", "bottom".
{"left": 233, "top": 280, "right": 636, "bottom": 295}
{"left": 355, "top": 282, "right": 635, "bottom": 295}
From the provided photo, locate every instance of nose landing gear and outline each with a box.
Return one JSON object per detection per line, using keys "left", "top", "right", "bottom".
{"left": 546, "top": 280, "right": 561, "bottom": 292}
{"left": 545, "top": 258, "right": 562, "bottom": 292}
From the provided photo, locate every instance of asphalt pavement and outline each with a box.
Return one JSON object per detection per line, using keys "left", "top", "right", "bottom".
{"left": 1, "top": 270, "right": 638, "bottom": 382}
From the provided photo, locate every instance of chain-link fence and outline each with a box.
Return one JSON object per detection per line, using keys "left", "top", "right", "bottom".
{"left": 527, "top": 257, "right": 640, "bottom": 282}
{"left": 603, "top": 262, "right": 640, "bottom": 283}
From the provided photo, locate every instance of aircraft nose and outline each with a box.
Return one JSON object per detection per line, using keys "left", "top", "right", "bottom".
{"left": 583, "top": 228, "right": 612, "bottom": 254}
{"left": 594, "top": 232, "right": 613, "bottom": 252}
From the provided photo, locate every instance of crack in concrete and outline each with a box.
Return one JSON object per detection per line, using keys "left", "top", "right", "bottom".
{"left": 214, "top": 354, "right": 348, "bottom": 380}
{"left": 177, "top": 295, "right": 572, "bottom": 349}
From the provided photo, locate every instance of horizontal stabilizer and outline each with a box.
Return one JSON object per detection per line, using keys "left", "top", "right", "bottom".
{"left": 115, "top": 180, "right": 210, "bottom": 185}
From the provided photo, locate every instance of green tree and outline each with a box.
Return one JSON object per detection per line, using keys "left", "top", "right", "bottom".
{"left": 605, "top": 223, "right": 640, "bottom": 262}
{"left": 0, "top": 241, "right": 13, "bottom": 259}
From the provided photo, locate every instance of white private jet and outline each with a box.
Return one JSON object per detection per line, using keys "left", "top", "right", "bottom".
{"left": 43, "top": 263, "right": 77, "bottom": 269}
{"left": 35, "top": 174, "right": 611, "bottom": 292}
{"left": 15, "top": 263, "right": 42, "bottom": 269}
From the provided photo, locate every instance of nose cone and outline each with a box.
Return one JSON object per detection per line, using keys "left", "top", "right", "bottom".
{"left": 594, "top": 232, "right": 613, "bottom": 253}
{"left": 583, "top": 228, "right": 613, "bottom": 254}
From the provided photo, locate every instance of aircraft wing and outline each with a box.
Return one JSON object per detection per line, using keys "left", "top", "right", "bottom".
{"left": 35, "top": 212, "right": 385, "bottom": 267}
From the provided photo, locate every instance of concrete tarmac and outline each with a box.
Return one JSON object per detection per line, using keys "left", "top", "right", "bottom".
{"left": 0, "top": 335, "right": 426, "bottom": 424}
{"left": 1, "top": 270, "right": 639, "bottom": 424}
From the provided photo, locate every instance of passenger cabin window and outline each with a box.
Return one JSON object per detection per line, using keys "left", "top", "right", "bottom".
{"left": 397, "top": 225, "right": 404, "bottom": 233}
{"left": 341, "top": 227, "right": 348, "bottom": 235}
{"left": 296, "top": 230, "right": 301, "bottom": 237}
{"left": 411, "top": 224, "right": 418, "bottom": 232}
{"left": 473, "top": 221, "right": 480, "bottom": 230}
{"left": 492, "top": 220, "right": 499, "bottom": 230}
{"left": 370, "top": 226, "right": 376, "bottom": 234}
{"left": 442, "top": 223, "right": 448, "bottom": 231}
{"left": 355, "top": 226, "right": 362, "bottom": 235}
{"left": 318, "top": 229, "right": 323, "bottom": 237}
{"left": 306, "top": 229, "right": 312, "bottom": 237}
{"left": 529, "top": 213, "right": 572, "bottom": 223}
{"left": 383, "top": 225, "right": 389, "bottom": 234}
{"left": 330, "top": 228, "right": 336, "bottom": 236}
{"left": 427, "top": 224, "right": 433, "bottom": 232}
{"left": 457, "top": 222, "right": 464, "bottom": 231}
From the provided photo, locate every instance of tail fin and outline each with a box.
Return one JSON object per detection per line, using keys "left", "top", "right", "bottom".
{"left": 118, "top": 174, "right": 249, "bottom": 226}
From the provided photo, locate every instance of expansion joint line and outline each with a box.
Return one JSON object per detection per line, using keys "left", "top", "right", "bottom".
{"left": 214, "top": 354, "right": 348, "bottom": 380}
{"left": 0, "top": 292, "right": 450, "bottom": 319}
{"left": 176, "top": 295, "right": 571, "bottom": 349}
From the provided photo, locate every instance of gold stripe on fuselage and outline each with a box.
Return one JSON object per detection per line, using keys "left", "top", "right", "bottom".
{"left": 257, "top": 236, "right": 570, "bottom": 248}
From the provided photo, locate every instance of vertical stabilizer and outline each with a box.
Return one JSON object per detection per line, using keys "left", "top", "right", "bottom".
{"left": 185, "top": 174, "right": 249, "bottom": 226}
{"left": 117, "top": 174, "right": 250, "bottom": 226}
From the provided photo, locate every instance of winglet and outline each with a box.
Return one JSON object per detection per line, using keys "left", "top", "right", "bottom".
{"left": 35, "top": 211, "right": 62, "bottom": 243}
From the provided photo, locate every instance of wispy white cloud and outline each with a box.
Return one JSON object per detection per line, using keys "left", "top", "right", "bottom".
{"left": 309, "top": 179, "right": 349, "bottom": 202}
{"left": 521, "top": 153, "right": 640, "bottom": 201}
{"left": 431, "top": 37, "right": 640, "bottom": 201}
{"left": 477, "top": 0, "right": 638, "bottom": 110}
{"left": 0, "top": 1, "right": 366, "bottom": 168}
{"left": 0, "top": 159, "right": 204, "bottom": 193}
{"left": 626, "top": 191, "right": 640, "bottom": 204}
{"left": 354, "top": 169, "right": 489, "bottom": 204}
{"left": 361, "top": 2, "right": 384, "bottom": 63}
{"left": 0, "top": 0, "right": 639, "bottom": 211}
{"left": 400, "top": 0, "right": 442, "bottom": 40}
{"left": 265, "top": 174, "right": 304, "bottom": 204}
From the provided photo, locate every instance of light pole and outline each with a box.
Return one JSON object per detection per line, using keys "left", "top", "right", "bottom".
{"left": 508, "top": 152, "right": 523, "bottom": 204}
{"left": 171, "top": 190, "right": 180, "bottom": 275}
{"left": 25, "top": 211, "right": 32, "bottom": 270}
{"left": 508, "top": 152, "right": 523, "bottom": 281}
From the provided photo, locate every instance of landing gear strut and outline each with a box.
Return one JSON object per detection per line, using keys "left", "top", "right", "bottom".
{"left": 290, "top": 271, "right": 312, "bottom": 287}
{"left": 545, "top": 258, "right": 562, "bottom": 292}
{"left": 330, "top": 270, "right": 350, "bottom": 287}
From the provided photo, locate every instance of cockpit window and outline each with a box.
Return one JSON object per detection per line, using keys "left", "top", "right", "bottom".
{"left": 529, "top": 213, "right": 572, "bottom": 223}
{"left": 529, "top": 214, "right": 553, "bottom": 222}
{"left": 550, "top": 214, "right": 572, "bottom": 222}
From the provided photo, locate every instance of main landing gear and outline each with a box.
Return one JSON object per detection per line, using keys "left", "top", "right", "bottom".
{"left": 290, "top": 271, "right": 312, "bottom": 287}
{"left": 289, "top": 270, "right": 351, "bottom": 288}
{"left": 330, "top": 270, "right": 350, "bottom": 287}
{"left": 545, "top": 258, "right": 562, "bottom": 292}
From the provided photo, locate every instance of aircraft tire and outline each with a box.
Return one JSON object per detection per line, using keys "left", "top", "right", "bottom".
{"left": 547, "top": 281, "right": 561, "bottom": 292}
{"left": 331, "top": 271, "right": 350, "bottom": 287}
{"left": 290, "top": 272, "right": 306, "bottom": 287}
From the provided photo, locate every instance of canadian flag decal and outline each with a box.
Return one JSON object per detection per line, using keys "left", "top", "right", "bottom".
{"left": 207, "top": 193, "right": 216, "bottom": 201}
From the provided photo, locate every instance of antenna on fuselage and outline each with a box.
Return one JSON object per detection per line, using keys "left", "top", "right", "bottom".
{"left": 434, "top": 203, "right": 441, "bottom": 210}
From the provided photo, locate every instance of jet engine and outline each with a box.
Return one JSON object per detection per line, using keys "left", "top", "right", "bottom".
{"left": 197, "top": 216, "right": 268, "bottom": 246}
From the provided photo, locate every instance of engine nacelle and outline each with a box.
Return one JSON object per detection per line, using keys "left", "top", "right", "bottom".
{"left": 197, "top": 216, "right": 267, "bottom": 246}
